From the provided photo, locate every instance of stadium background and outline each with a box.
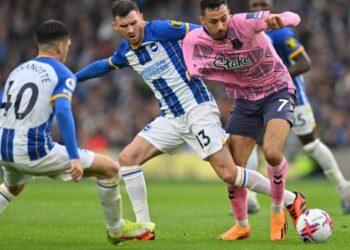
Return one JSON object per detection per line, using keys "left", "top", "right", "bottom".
{"left": 0, "top": 0, "right": 350, "bottom": 180}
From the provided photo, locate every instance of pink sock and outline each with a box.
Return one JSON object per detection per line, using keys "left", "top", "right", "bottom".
{"left": 227, "top": 184, "right": 248, "bottom": 222}
{"left": 267, "top": 157, "right": 288, "bottom": 205}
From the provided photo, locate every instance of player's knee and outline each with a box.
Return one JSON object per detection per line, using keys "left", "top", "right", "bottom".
{"left": 119, "top": 150, "right": 137, "bottom": 166}
{"left": 102, "top": 158, "right": 119, "bottom": 178}
{"left": 216, "top": 165, "right": 236, "bottom": 184}
{"left": 263, "top": 147, "right": 282, "bottom": 166}
{"left": 108, "top": 160, "right": 119, "bottom": 178}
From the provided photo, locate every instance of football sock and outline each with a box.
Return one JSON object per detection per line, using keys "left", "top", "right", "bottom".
{"left": 246, "top": 146, "right": 259, "bottom": 171}
{"left": 304, "top": 139, "right": 348, "bottom": 188}
{"left": 268, "top": 157, "right": 288, "bottom": 212}
{"left": 96, "top": 177, "right": 123, "bottom": 232}
{"left": 0, "top": 183, "right": 14, "bottom": 214}
{"left": 234, "top": 166, "right": 295, "bottom": 207}
{"left": 227, "top": 184, "right": 248, "bottom": 226}
{"left": 121, "top": 165, "right": 150, "bottom": 222}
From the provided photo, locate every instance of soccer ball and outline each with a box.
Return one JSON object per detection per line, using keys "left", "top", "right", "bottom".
{"left": 296, "top": 209, "right": 333, "bottom": 243}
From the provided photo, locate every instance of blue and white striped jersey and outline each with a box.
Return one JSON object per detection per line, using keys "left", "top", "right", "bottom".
{"left": 0, "top": 57, "right": 76, "bottom": 163}
{"left": 109, "top": 20, "right": 213, "bottom": 118}
{"left": 267, "top": 27, "right": 308, "bottom": 106}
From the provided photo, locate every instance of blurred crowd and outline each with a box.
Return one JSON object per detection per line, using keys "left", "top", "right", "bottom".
{"left": 0, "top": 0, "right": 350, "bottom": 151}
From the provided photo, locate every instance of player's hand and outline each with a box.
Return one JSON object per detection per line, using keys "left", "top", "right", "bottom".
{"left": 265, "top": 15, "right": 285, "bottom": 29}
{"left": 66, "top": 159, "right": 83, "bottom": 182}
{"left": 186, "top": 70, "right": 192, "bottom": 81}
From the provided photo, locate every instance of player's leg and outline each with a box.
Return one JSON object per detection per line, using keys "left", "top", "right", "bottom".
{"left": 263, "top": 119, "right": 290, "bottom": 208}
{"left": 294, "top": 103, "right": 350, "bottom": 214}
{"left": 219, "top": 101, "right": 264, "bottom": 239}
{"left": 83, "top": 152, "right": 153, "bottom": 244}
{"left": 262, "top": 89, "right": 297, "bottom": 240}
{"left": 263, "top": 118, "right": 290, "bottom": 240}
{"left": 184, "top": 101, "right": 269, "bottom": 239}
{"left": 229, "top": 146, "right": 260, "bottom": 215}
{"left": 0, "top": 164, "right": 33, "bottom": 214}
{"left": 228, "top": 135, "right": 256, "bottom": 224}
{"left": 119, "top": 135, "right": 162, "bottom": 223}
{"left": 119, "top": 117, "right": 184, "bottom": 224}
{"left": 36, "top": 144, "right": 151, "bottom": 244}
{"left": 245, "top": 146, "right": 260, "bottom": 213}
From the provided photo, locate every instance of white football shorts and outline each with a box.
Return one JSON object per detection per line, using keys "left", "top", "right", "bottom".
{"left": 138, "top": 101, "right": 229, "bottom": 159}
{"left": 293, "top": 103, "right": 317, "bottom": 135}
{"left": 1, "top": 143, "right": 94, "bottom": 187}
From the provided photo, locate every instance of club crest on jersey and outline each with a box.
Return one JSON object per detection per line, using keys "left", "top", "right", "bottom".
{"left": 169, "top": 20, "right": 184, "bottom": 28}
{"left": 285, "top": 37, "right": 298, "bottom": 49}
{"left": 143, "top": 124, "right": 152, "bottom": 132}
{"left": 213, "top": 55, "right": 252, "bottom": 71}
{"left": 231, "top": 38, "right": 243, "bottom": 49}
{"left": 149, "top": 43, "right": 160, "bottom": 54}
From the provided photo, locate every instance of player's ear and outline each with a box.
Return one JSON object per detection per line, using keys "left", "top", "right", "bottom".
{"left": 199, "top": 15, "right": 205, "bottom": 26}
{"left": 140, "top": 12, "right": 145, "bottom": 26}
{"left": 112, "top": 21, "right": 118, "bottom": 32}
{"left": 56, "top": 41, "right": 63, "bottom": 55}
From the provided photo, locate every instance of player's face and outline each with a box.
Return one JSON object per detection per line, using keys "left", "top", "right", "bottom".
{"left": 58, "top": 38, "right": 71, "bottom": 63}
{"left": 250, "top": 0, "right": 272, "bottom": 12}
{"left": 200, "top": 4, "right": 230, "bottom": 40}
{"left": 113, "top": 10, "right": 145, "bottom": 46}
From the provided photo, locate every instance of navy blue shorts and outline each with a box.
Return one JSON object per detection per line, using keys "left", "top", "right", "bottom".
{"left": 225, "top": 88, "right": 296, "bottom": 141}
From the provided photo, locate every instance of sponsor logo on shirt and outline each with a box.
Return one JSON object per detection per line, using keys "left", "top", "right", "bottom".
{"left": 140, "top": 59, "right": 169, "bottom": 80}
{"left": 212, "top": 55, "right": 252, "bottom": 71}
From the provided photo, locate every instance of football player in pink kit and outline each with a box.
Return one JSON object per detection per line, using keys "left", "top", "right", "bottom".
{"left": 183, "top": 0, "right": 305, "bottom": 241}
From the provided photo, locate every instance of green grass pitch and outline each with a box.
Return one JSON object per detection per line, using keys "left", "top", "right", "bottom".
{"left": 0, "top": 178, "right": 349, "bottom": 249}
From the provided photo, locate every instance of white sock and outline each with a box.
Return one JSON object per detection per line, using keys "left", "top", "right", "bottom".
{"left": 234, "top": 167, "right": 296, "bottom": 207}
{"left": 304, "top": 139, "right": 348, "bottom": 188}
{"left": 236, "top": 219, "right": 249, "bottom": 227}
{"left": 271, "top": 203, "right": 285, "bottom": 213}
{"left": 246, "top": 146, "right": 259, "bottom": 171}
{"left": 97, "top": 177, "right": 123, "bottom": 232}
{"left": 245, "top": 146, "right": 259, "bottom": 207}
{"left": 0, "top": 183, "right": 14, "bottom": 214}
{"left": 121, "top": 165, "right": 150, "bottom": 223}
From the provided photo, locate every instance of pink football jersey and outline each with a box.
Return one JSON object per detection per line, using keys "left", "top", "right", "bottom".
{"left": 183, "top": 11, "right": 300, "bottom": 100}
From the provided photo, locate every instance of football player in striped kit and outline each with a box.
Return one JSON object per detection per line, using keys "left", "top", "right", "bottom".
{"left": 0, "top": 19, "right": 152, "bottom": 245}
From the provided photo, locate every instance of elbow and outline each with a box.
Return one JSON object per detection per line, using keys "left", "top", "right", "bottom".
{"left": 303, "top": 55, "right": 312, "bottom": 72}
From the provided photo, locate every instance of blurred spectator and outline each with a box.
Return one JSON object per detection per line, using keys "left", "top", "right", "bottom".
{"left": 0, "top": 0, "right": 349, "bottom": 148}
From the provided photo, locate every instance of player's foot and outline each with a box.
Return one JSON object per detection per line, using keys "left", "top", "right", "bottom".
{"left": 286, "top": 192, "right": 306, "bottom": 227}
{"left": 270, "top": 208, "right": 288, "bottom": 241}
{"left": 107, "top": 220, "right": 150, "bottom": 245}
{"left": 140, "top": 222, "right": 156, "bottom": 240}
{"left": 338, "top": 183, "right": 350, "bottom": 214}
{"left": 218, "top": 224, "right": 251, "bottom": 240}
{"left": 247, "top": 190, "right": 260, "bottom": 214}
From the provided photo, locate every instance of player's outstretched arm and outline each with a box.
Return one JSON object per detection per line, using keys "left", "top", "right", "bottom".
{"left": 55, "top": 97, "right": 83, "bottom": 181}
{"left": 75, "top": 58, "right": 114, "bottom": 83}
{"left": 289, "top": 50, "right": 311, "bottom": 77}
{"left": 265, "top": 12, "right": 300, "bottom": 30}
